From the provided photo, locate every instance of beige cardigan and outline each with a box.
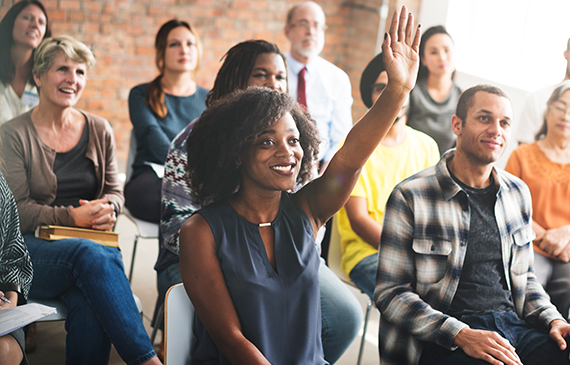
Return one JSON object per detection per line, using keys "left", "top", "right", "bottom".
{"left": 0, "top": 109, "right": 124, "bottom": 233}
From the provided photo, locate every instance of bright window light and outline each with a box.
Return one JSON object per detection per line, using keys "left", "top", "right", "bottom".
{"left": 445, "top": 0, "right": 570, "bottom": 91}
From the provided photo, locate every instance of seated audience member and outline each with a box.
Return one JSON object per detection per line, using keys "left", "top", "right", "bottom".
{"left": 179, "top": 8, "right": 420, "bottom": 363}
{"left": 336, "top": 52, "right": 439, "bottom": 299}
{"left": 407, "top": 25, "right": 461, "bottom": 155}
{"left": 0, "top": 172, "right": 33, "bottom": 365}
{"left": 0, "top": 36, "right": 160, "bottom": 365}
{"left": 0, "top": 0, "right": 50, "bottom": 124}
{"left": 376, "top": 84, "right": 570, "bottom": 365}
{"left": 515, "top": 38, "right": 570, "bottom": 144}
{"left": 506, "top": 81, "right": 570, "bottom": 320}
{"left": 158, "top": 39, "right": 362, "bottom": 363}
{"left": 284, "top": 1, "right": 353, "bottom": 170}
{"left": 124, "top": 19, "right": 207, "bottom": 223}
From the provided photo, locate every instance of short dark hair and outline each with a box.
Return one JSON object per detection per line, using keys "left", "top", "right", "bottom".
{"left": 0, "top": 0, "right": 51, "bottom": 85}
{"left": 360, "top": 52, "right": 385, "bottom": 109}
{"left": 418, "top": 25, "right": 454, "bottom": 80}
{"left": 186, "top": 87, "right": 320, "bottom": 206}
{"left": 455, "top": 84, "right": 510, "bottom": 124}
{"left": 205, "top": 40, "right": 286, "bottom": 107}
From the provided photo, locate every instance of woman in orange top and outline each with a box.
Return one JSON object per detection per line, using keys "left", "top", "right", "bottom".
{"left": 505, "top": 80, "right": 570, "bottom": 319}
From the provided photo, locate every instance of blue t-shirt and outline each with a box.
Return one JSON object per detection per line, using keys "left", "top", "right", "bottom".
{"left": 128, "top": 83, "right": 208, "bottom": 178}
{"left": 192, "top": 192, "right": 327, "bottom": 364}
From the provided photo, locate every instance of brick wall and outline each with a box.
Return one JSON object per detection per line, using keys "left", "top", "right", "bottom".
{"left": 1, "top": 0, "right": 420, "bottom": 169}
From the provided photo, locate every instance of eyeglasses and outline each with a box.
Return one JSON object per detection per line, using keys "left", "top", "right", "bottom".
{"left": 551, "top": 104, "right": 570, "bottom": 118}
{"left": 371, "top": 83, "right": 387, "bottom": 95}
{"left": 290, "top": 20, "right": 328, "bottom": 32}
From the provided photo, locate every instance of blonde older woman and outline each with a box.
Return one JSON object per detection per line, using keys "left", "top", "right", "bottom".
{"left": 0, "top": 36, "right": 160, "bottom": 365}
{"left": 506, "top": 80, "right": 570, "bottom": 320}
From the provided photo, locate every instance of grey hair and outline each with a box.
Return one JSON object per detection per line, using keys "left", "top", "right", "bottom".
{"left": 33, "top": 35, "right": 95, "bottom": 76}
{"left": 535, "top": 80, "right": 570, "bottom": 140}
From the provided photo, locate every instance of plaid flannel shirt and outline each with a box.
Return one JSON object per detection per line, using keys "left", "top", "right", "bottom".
{"left": 374, "top": 150, "right": 564, "bottom": 365}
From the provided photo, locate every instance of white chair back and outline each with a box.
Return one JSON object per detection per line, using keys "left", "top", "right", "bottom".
{"left": 164, "top": 283, "right": 194, "bottom": 365}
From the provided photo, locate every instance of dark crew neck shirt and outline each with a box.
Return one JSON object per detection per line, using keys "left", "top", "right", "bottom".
{"left": 52, "top": 121, "right": 97, "bottom": 208}
{"left": 447, "top": 170, "right": 515, "bottom": 317}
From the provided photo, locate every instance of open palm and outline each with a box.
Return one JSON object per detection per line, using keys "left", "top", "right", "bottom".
{"left": 382, "top": 6, "right": 421, "bottom": 92}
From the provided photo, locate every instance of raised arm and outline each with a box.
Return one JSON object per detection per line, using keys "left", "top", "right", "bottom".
{"left": 179, "top": 215, "right": 270, "bottom": 364}
{"left": 296, "top": 6, "right": 421, "bottom": 228}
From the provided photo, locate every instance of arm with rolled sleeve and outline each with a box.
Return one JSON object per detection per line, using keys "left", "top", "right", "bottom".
{"left": 374, "top": 186, "right": 468, "bottom": 350}
{"left": 128, "top": 85, "right": 172, "bottom": 164}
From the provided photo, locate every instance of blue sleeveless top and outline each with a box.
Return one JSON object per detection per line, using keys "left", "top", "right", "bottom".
{"left": 191, "top": 192, "right": 327, "bottom": 364}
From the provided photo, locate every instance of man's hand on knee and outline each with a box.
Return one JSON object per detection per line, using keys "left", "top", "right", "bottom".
{"left": 454, "top": 327, "right": 522, "bottom": 365}
{"left": 549, "top": 319, "right": 570, "bottom": 359}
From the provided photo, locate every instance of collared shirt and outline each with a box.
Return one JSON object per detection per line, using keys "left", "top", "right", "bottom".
{"left": 374, "top": 149, "right": 564, "bottom": 365}
{"left": 0, "top": 81, "right": 39, "bottom": 125}
{"left": 286, "top": 53, "right": 353, "bottom": 162}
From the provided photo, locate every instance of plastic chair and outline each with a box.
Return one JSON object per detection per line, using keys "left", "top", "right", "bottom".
{"left": 120, "top": 207, "right": 159, "bottom": 283}
{"left": 327, "top": 217, "right": 373, "bottom": 365}
{"left": 121, "top": 132, "right": 160, "bottom": 283}
{"left": 164, "top": 283, "right": 194, "bottom": 365}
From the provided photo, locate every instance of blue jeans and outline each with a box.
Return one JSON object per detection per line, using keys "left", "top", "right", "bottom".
{"left": 157, "top": 258, "right": 362, "bottom": 364}
{"left": 348, "top": 253, "right": 377, "bottom": 299}
{"left": 419, "top": 311, "right": 570, "bottom": 365}
{"left": 24, "top": 234, "right": 156, "bottom": 365}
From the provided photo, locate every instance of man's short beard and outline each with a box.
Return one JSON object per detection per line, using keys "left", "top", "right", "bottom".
{"left": 293, "top": 37, "right": 324, "bottom": 59}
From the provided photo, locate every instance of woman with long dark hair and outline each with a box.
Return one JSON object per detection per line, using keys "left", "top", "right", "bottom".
{"left": 407, "top": 25, "right": 461, "bottom": 155}
{"left": 0, "top": 0, "right": 50, "bottom": 124}
{"left": 124, "top": 19, "right": 207, "bottom": 222}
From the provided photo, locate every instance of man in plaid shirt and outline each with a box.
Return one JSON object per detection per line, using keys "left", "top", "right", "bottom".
{"left": 375, "top": 84, "right": 570, "bottom": 365}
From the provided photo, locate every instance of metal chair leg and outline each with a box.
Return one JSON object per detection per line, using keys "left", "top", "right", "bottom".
{"left": 128, "top": 234, "right": 139, "bottom": 282}
{"left": 150, "top": 303, "right": 164, "bottom": 344}
{"left": 356, "top": 299, "right": 373, "bottom": 365}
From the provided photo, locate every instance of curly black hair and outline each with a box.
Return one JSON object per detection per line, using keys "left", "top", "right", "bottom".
{"left": 186, "top": 87, "right": 320, "bottom": 206}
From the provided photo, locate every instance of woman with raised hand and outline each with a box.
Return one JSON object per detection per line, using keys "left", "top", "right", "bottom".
{"left": 124, "top": 19, "right": 207, "bottom": 223}
{"left": 407, "top": 25, "right": 461, "bottom": 155}
{"left": 0, "top": 0, "right": 50, "bottom": 124}
{"left": 0, "top": 36, "right": 160, "bottom": 365}
{"left": 178, "top": 7, "right": 420, "bottom": 363}
{"left": 158, "top": 39, "right": 361, "bottom": 363}
{"left": 506, "top": 80, "right": 570, "bottom": 320}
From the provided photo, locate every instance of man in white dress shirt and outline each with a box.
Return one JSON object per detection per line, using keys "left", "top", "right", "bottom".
{"left": 515, "top": 38, "right": 570, "bottom": 144}
{"left": 284, "top": 1, "right": 353, "bottom": 170}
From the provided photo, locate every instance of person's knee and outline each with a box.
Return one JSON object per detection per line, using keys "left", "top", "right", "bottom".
{"left": 73, "top": 241, "right": 122, "bottom": 270}
{"left": 0, "top": 335, "right": 23, "bottom": 365}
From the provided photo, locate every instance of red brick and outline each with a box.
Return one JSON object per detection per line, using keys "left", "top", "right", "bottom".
{"left": 60, "top": 0, "right": 80, "bottom": 11}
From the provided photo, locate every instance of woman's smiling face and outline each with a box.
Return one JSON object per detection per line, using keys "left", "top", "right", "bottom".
{"left": 240, "top": 112, "right": 304, "bottom": 193}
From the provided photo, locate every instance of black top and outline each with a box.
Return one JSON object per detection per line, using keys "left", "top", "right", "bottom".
{"left": 447, "top": 171, "right": 515, "bottom": 317}
{"left": 52, "top": 122, "right": 97, "bottom": 207}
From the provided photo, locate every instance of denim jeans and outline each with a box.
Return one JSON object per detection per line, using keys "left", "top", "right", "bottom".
{"left": 24, "top": 234, "right": 156, "bottom": 365}
{"left": 419, "top": 311, "right": 570, "bottom": 365}
{"left": 348, "top": 253, "right": 377, "bottom": 299}
{"left": 156, "top": 258, "right": 362, "bottom": 364}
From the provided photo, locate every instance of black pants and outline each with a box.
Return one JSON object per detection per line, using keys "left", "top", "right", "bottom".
{"left": 124, "top": 169, "right": 162, "bottom": 223}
